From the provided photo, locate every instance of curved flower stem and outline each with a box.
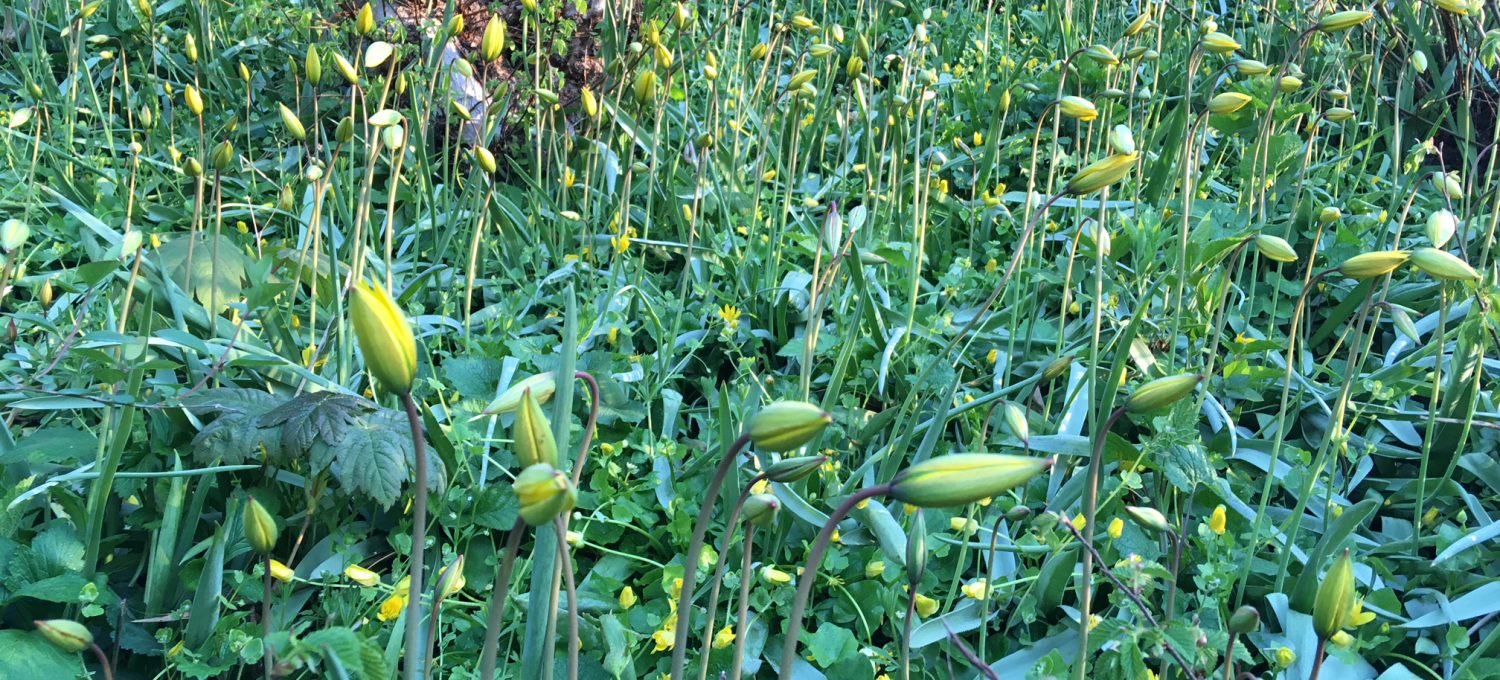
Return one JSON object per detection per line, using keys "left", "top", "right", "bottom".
{"left": 400, "top": 391, "right": 429, "bottom": 680}
{"left": 89, "top": 642, "right": 115, "bottom": 680}
{"left": 1222, "top": 632, "right": 1239, "bottom": 680}
{"left": 477, "top": 519, "right": 527, "bottom": 679}
{"left": 698, "top": 473, "right": 770, "bottom": 680}
{"left": 726, "top": 525, "right": 757, "bottom": 680}
{"left": 555, "top": 516, "right": 580, "bottom": 680}
{"left": 777, "top": 484, "right": 893, "bottom": 679}
{"left": 569, "top": 371, "right": 601, "bottom": 486}
{"left": 1309, "top": 639, "right": 1329, "bottom": 680}
{"left": 1074, "top": 404, "right": 1127, "bottom": 680}
{"left": 668, "top": 432, "right": 754, "bottom": 680}
{"left": 1165, "top": 530, "right": 1183, "bottom": 622}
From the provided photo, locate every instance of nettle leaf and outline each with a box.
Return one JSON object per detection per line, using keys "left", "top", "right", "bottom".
{"left": 259, "top": 391, "right": 372, "bottom": 460}
{"left": 153, "top": 233, "right": 250, "bottom": 312}
{"left": 314, "top": 410, "right": 444, "bottom": 508}
{"left": 301, "top": 627, "right": 387, "bottom": 680}
{"left": 187, "top": 388, "right": 283, "bottom": 464}
{"left": 8, "top": 524, "right": 84, "bottom": 585}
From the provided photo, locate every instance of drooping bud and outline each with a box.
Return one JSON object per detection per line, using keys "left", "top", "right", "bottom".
{"left": 1201, "top": 32, "right": 1240, "bottom": 54}
{"left": 244, "top": 496, "right": 279, "bottom": 553}
{"left": 1324, "top": 107, "right": 1356, "bottom": 122}
{"left": 278, "top": 103, "right": 307, "bottom": 140}
{"left": 1279, "top": 76, "right": 1303, "bottom": 92}
{"left": 1058, "top": 95, "right": 1098, "bottom": 121}
{"left": 1427, "top": 209, "right": 1458, "bottom": 247}
{"left": 764, "top": 455, "right": 827, "bottom": 482}
{"left": 514, "top": 463, "right": 577, "bottom": 526}
{"left": 1235, "top": 58, "right": 1271, "bottom": 75}
{"left": 382, "top": 124, "right": 406, "bottom": 149}
{"left": 1065, "top": 153, "right": 1138, "bottom": 195}
{"left": 1338, "top": 250, "right": 1410, "bottom": 279}
{"left": 889, "top": 453, "right": 1052, "bottom": 508}
{"left": 0, "top": 219, "right": 30, "bottom": 252}
{"left": 365, "top": 41, "right": 394, "bottom": 69}
{"left": 742, "top": 494, "right": 781, "bottom": 526}
{"left": 1313, "top": 550, "right": 1356, "bottom": 639}
{"left": 1124, "top": 505, "right": 1173, "bottom": 535}
{"left": 1207, "top": 92, "right": 1253, "bottom": 114}
{"left": 332, "top": 52, "right": 358, "bottom": 84}
{"left": 1254, "top": 234, "right": 1298, "bottom": 263}
{"left": 1124, "top": 373, "right": 1203, "bottom": 413}
{"left": 1411, "top": 247, "right": 1480, "bottom": 281}
{"left": 1229, "top": 605, "right": 1261, "bottom": 634}
{"left": 1412, "top": 50, "right": 1429, "bottom": 73}
{"left": 1318, "top": 10, "right": 1373, "bottom": 33}
{"left": 748, "top": 401, "right": 832, "bottom": 452}
{"left": 513, "top": 388, "right": 559, "bottom": 468}
{"left": 1433, "top": 171, "right": 1464, "bottom": 200}
{"left": 1083, "top": 44, "right": 1120, "bottom": 66}
{"left": 34, "top": 620, "right": 92, "bottom": 653}
{"left": 1123, "top": 13, "right": 1150, "bottom": 37}
{"left": 350, "top": 279, "right": 417, "bottom": 393}
{"left": 269, "top": 559, "right": 295, "bottom": 582}
{"left": 482, "top": 372, "right": 558, "bottom": 415}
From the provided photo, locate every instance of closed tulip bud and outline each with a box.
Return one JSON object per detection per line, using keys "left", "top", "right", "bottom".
{"left": 335, "top": 116, "right": 354, "bottom": 143}
{"left": 184, "top": 84, "right": 203, "bottom": 116}
{"left": 482, "top": 16, "right": 506, "bottom": 61}
{"left": 513, "top": 388, "right": 559, "bottom": 468}
{"left": 674, "top": 2, "right": 691, "bottom": 27}
{"left": 1002, "top": 401, "right": 1030, "bottom": 443}
{"left": 211, "top": 140, "right": 233, "bottom": 171}
{"left": 1108, "top": 124, "right": 1135, "bottom": 155}
{"left": 350, "top": 279, "right": 417, "bottom": 393}
{"left": 1058, "top": 95, "right": 1098, "bottom": 121}
{"left": 788, "top": 69, "right": 819, "bottom": 91}
{"left": 481, "top": 373, "right": 558, "bottom": 416}
{"left": 436, "top": 555, "right": 466, "bottom": 598}
{"left": 906, "top": 509, "right": 927, "bottom": 584}
{"left": 1202, "top": 32, "right": 1240, "bottom": 54}
{"left": 1064, "top": 153, "right": 1138, "bottom": 195}
{"left": 445, "top": 13, "right": 464, "bottom": 36}
{"left": 278, "top": 184, "right": 296, "bottom": 212}
{"left": 846, "top": 55, "right": 865, "bottom": 77}
{"left": 332, "top": 52, "right": 357, "bottom": 83}
{"left": 764, "top": 455, "right": 827, "bottom": 482}
{"left": 182, "top": 157, "right": 202, "bottom": 177}
{"left": 579, "top": 87, "right": 599, "bottom": 118}
{"left": 269, "top": 559, "right": 295, "bottom": 582}
{"left": 856, "top": 34, "right": 871, "bottom": 58}
{"left": 1319, "top": 10, "right": 1373, "bottom": 32}
{"left": 1083, "top": 221, "right": 1111, "bottom": 256}
{"left": 39, "top": 279, "right": 53, "bottom": 306}
{"left": 1411, "top": 247, "right": 1479, "bottom": 281}
{"left": 1084, "top": 44, "right": 1120, "bottom": 66}
{"left": 356, "top": 3, "right": 375, "bottom": 35}
{"left": 1229, "top": 605, "right": 1261, "bottom": 634}
{"left": 1125, "top": 45, "right": 1149, "bottom": 60}
{"left": 1254, "top": 234, "right": 1298, "bottom": 263}
{"left": 1427, "top": 209, "right": 1458, "bottom": 247}
{"left": 1314, "top": 550, "right": 1356, "bottom": 638}
{"left": 1123, "top": 13, "right": 1150, "bottom": 37}
{"left": 305, "top": 45, "right": 322, "bottom": 85}
{"left": 185, "top": 33, "right": 198, "bottom": 62}
{"left": 1041, "top": 354, "right": 1074, "bottom": 381}
{"left": 1125, "top": 505, "right": 1173, "bottom": 535}
{"left": 515, "top": 463, "right": 576, "bottom": 526}
{"left": 1412, "top": 50, "right": 1429, "bottom": 73}
{"left": 1324, "top": 107, "right": 1356, "bottom": 122}
{"left": 1201, "top": 17, "right": 1218, "bottom": 33}
{"left": 890, "top": 453, "right": 1052, "bottom": 508}
{"left": 634, "top": 70, "right": 658, "bottom": 104}
{"left": 749, "top": 401, "right": 832, "bottom": 452}
{"left": 1208, "top": 92, "right": 1253, "bottom": 114}
{"left": 760, "top": 566, "right": 792, "bottom": 585}
{"left": 1319, "top": 206, "right": 1343, "bottom": 224}
{"left": 1339, "top": 250, "right": 1410, "bottom": 279}
{"left": 1436, "top": 0, "right": 1469, "bottom": 14}
{"left": 365, "top": 41, "right": 394, "bottom": 69}
{"left": 742, "top": 494, "right": 781, "bottom": 526}
{"left": 278, "top": 103, "right": 307, "bottom": 140}
{"left": 810, "top": 43, "right": 835, "bottom": 58}
{"left": 244, "top": 496, "right": 279, "bottom": 553}
{"left": 35, "top": 620, "right": 92, "bottom": 653}
{"left": 1279, "top": 76, "right": 1303, "bottom": 92}
{"left": 140, "top": 105, "right": 153, "bottom": 127}
{"left": 382, "top": 124, "right": 406, "bottom": 149}
{"left": 750, "top": 42, "right": 769, "bottom": 60}
{"left": 1236, "top": 58, "right": 1270, "bottom": 75}
{"left": 136, "top": 0, "right": 153, "bottom": 18}
{"left": 1125, "top": 373, "right": 1203, "bottom": 413}
{"left": 1389, "top": 305, "right": 1420, "bottom": 343}
{"left": 0, "top": 219, "right": 30, "bottom": 252}
{"left": 473, "top": 146, "right": 497, "bottom": 174}
{"left": 1434, "top": 171, "right": 1464, "bottom": 199}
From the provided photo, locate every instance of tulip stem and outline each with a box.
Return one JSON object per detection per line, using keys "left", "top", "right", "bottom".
{"left": 698, "top": 473, "right": 770, "bottom": 680}
{"left": 668, "top": 432, "right": 754, "bottom": 680}
{"left": 1075, "top": 404, "right": 1127, "bottom": 680}
{"left": 568, "top": 371, "right": 601, "bottom": 485}
{"left": 555, "top": 516, "right": 580, "bottom": 680}
{"left": 262, "top": 557, "right": 274, "bottom": 679}
{"left": 777, "top": 484, "right": 892, "bottom": 679}
{"left": 1222, "top": 632, "right": 1238, "bottom": 680}
{"left": 1309, "top": 639, "right": 1328, "bottom": 680}
{"left": 90, "top": 642, "right": 115, "bottom": 680}
{"left": 477, "top": 519, "right": 526, "bottom": 680}
{"left": 726, "top": 525, "right": 756, "bottom": 680}
{"left": 900, "top": 583, "right": 917, "bottom": 680}
{"left": 400, "top": 391, "right": 429, "bottom": 680}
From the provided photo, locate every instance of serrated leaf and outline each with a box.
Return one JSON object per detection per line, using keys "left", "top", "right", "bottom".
{"left": 322, "top": 419, "right": 409, "bottom": 507}
{"left": 304, "top": 627, "right": 384, "bottom": 679}
{"left": 472, "top": 486, "right": 519, "bottom": 530}
{"left": 153, "top": 233, "right": 250, "bottom": 312}
{"left": 442, "top": 356, "right": 503, "bottom": 400}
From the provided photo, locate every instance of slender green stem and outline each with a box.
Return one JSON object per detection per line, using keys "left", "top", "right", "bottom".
{"left": 89, "top": 642, "right": 115, "bottom": 680}
{"left": 668, "top": 432, "right": 754, "bottom": 679}
{"left": 556, "top": 516, "right": 580, "bottom": 680}
{"left": 1222, "top": 633, "right": 1237, "bottom": 680}
{"left": 698, "top": 473, "right": 769, "bottom": 680}
{"left": 1075, "top": 405, "right": 1127, "bottom": 680}
{"left": 777, "top": 484, "right": 892, "bottom": 679}
{"left": 263, "top": 557, "right": 274, "bottom": 679}
{"left": 727, "top": 525, "right": 756, "bottom": 680}
{"left": 401, "top": 392, "right": 429, "bottom": 680}
{"left": 477, "top": 519, "right": 526, "bottom": 679}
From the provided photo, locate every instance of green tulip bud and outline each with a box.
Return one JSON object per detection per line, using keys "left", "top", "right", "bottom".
{"left": 1411, "top": 247, "right": 1480, "bottom": 281}
{"left": 748, "top": 401, "right": 832, "bottom": 452}
{"left": 1389, "top": 305, "right": 1420, "bottom": 343}
{"left": 889, "top": 453, "right": 1052, "bottom": 508}
{"left": 482, "top": 373, "right": 558, "bottom": 415}
{"left": 278, "top": 103, "right": 307, "bottom": 140}
{"left": 1107, "top": 124, "right": 1135, "bottom": 155}
{"left": 1064, "top": 153, "right": 1138, "bottom": 195}
{"left": 1125, "top": 505, "right": 1173, "bottom": 535}
{"left": 335, "top": 116, "right": 354, "bottom": 143}
{"left": 764, "top": 455, "right": 827, "bottom": 482}
{"left": 514, "top": 463, "right": 576, "bottom": 526}
{"left": 742, "top": 493, "right": 781, "bottom": 526}
{"left": 1229, "top": 605, "right": 1261, "bottom": 634}
{"left": 278, "top": 184, "right": 296, "bottom": 212}
{"left": 1434, "top": 171, "right": 1464, "bottom": 200}
{"left": 211, "top": 140, "right": 234, "bottom": 171}
{"left": 1041, "top": 355, "right": 1074, "bottom": 381}
{"left": 365, "top": 41, "right": 394, "bottom": 69}
{"left": 1123, "top": 373, "right": 1203, "bottom": 413}
{"left": 473, "top": 146, "right": 497, "bottom": 174}
{"left": 182, "top": 157, "right": 203, "bottom": 178}
{"left": 513, "top": 388, "right": 559, "bottom": 468}
{"left": 244, "top": 496, "right": 279, "bottom": 553}
{"left": 436, "top": 555, "right": 466, "bottom": 598}
{"left": 332, "top": 52, "right": 358, "bottom": 84}
{"left": 1207, "top": 92, "right": 1253, "bottom": 114}
{"left": 1005, "top": 505, "right": 1032, "bottom": 522}
{"left": 350, "top": 279, "right": 417, "bottom": 393}
{"left": 305, "top": 45, "right": 322, "bottom": 85}
{"left": 1318, "top": 9, "right": 1373, "bottom": 33}
{"left": 1084, "top": 44, "right": 1120, "bottom": 66}
{"left": 381, "top": 124, "right": 405, "bottom": 149}
{"left": 1, "top": 219, "right": 31, "bottom": 252}
{"left": 1313, "top": 549, "right": 1355, "bottom": 639}
{"left": 634, "top": 70, "right": 659, "bottom": 104}
{"left": 35, "top": 619, "right": 92, "bottom": 653}
{"left": 1254, "top": 234, "right": 1298, "bottom": 263}
{"left": 1338, "top": 250, "right": 1410, "bottom": 279}
{"left": 1002, "top": 401, "right": 1030, "bottom": 443}
{"left": 1426, "top": 209, "right": 1458, "bottom": 247}
{"left": 906, "top": 509, "right": 927, "bottom": 585}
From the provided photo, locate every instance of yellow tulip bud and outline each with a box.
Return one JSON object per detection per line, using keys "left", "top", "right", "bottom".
{"left": 350, "top": 279, "right": 417, "bottom": 394}
{"left": 1318, "top": 10, "right": 1373, "bottom": 33}
{"left": 1235, "top": 58, "right": 1271, "bottom": 75}
{"left": 356, "top": 3, "right": 375, "bottom": 35}
{"left": 244, "top": 496, "right": 279, "bottom": 553}
{"left": 1411, "top": 247, "right": 1479, "bottom": 281}
{"left": 1201, "top": 32, "right": 1240, "bottom": 54}
{"left": 748, "top": 401, "right": 832, "bottom": 452}
{"left": 278, "top": 103, "right": 307, "bottom": 140}
{"left": 482, "top": 372, "right": 558, "bottom": 415}
{"left": 1083, "top": 44, "right": 1120, "bottom": 66}
{"left": 332, "top": 52, "right": 358, "bottom": 84}
{"left": 634, "top": 70, "right": 658, "bottom": 104}
{"left": 1254, "top": 234, "right": 1298, "bottom": 263}
{"left": 1338, "top": 250, "right": 1410, "bottom": 279}
{"left": 269, "top": 559, "right": 295, "bottom": 582}
{"left": 184, "top": 84, "right": 203, "bottom": 116}
{"left": 436, "top": 555, "right": 466, "bottom": 599}
{"left": 1208, "top": 92, "right": 1253, "bottom": 114}
{"left": 1279, "top": 76, "right": 1303, "bottom": 92}
{"left": 513, "top": 388, "right": 559, "bottom": 468}
{"left": 1058, "top": 95, "right": 1098, "bottom": 121}
{"left": 889, "top": 453, "right": 1052, "bottom": 508}
{"left": 344, "top": 564, "right": 380, "bottom": 587}
{"left": 514, "top": 463, "right": 576, "bottom": 527}
{"left": 1313, "top": 550, "right": 1355, "bottom": 639}
{"left": 1124, "top": 373, "right": 1203, "bottom": 413}
{"left": 473, "top": 146, "right": 497, "bottom": 174}
{"left": 1064, "top": 153, "right": 1139, "bottom": 195}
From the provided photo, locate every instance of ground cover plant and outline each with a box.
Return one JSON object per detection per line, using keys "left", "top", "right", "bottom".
{"left": 0, "top": 0, "right": 1498, "bottom": 678}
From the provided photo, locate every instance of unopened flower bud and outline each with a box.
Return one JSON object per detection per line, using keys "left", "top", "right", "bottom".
{"left": 1411, "top": 247, "right": 1479, "bottom": 281}
{"left": 1124, "top": 374, "right": 1203, "bottom": 413}
{"left": 890, "top": 453, "right": 1052, "bottom": 508}
{"left": 1229, "top": 605, "right": 1261, "bottom": 634}
{"left": 1427, "top": 209, "right": 1458, "bottom": 247}
{"left": 1313, "top": 550, "right": 1355, "bottom": 639}
{"left": 742, "top": 494, "right": 781, "bottom": 526}
{"left": 1318, "top": 10, "right": 1373, "bottom": 33}
{"left": 35, "top": 620, "right": 92, "bottom": 653}
{"left": 1208, "top": 92, "right": 1253, "bottom": 114}
{"left": 1065, "top": 153, "right": 1138, "bottom": 195}
{"left": 513, "top": 388, "right": 559, "bottom": 468}
{"left": 278, "top": 103, "right": 307, "bottom": 140}
{"left": 356, "top": 3, "right": 375, "bottom": 35}
{"left": 305, "top": 45, "right": 322, "bottom": 85}
{"left": 350, "top": 279, "right": 417, "bottom": 393}
{"left": 1254, "top": 234, "right": 1298, "bottom": 263}
{"left": 1125, "top": 505, "right": 1172, "bottom": 535}
{"left": 748, "top": 401, "right": 832, "bottom": 452}
{"left": 764, "top": 455, "right": 827, "bottom": 482}
{"left": 514, "top": 463, "right": 576, "bottom": 526}
{"left": 244, "top": 496, "right": 279, "bottom": 553}
{"left": 436, "top": 555, "right": 466, "bottom": 599}
{"left": 482, "top": 16, "right": 506, "bottom": 62}
{"left": 1338, "top": 250, "right": 1410, "bottom": 279}
{"left": 1201, "top": 32, "right": 1240, "bottom": 54}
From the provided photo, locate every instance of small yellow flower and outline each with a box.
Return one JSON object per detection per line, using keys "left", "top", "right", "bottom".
{"left": 761, "top": 566, "right": 792, "bottom": 585}
{"left": 608, "top": 326, "right": 619, "bottom": 346}
{"left": 651, "top": 626, "right": 675, "bottom": 652}
{"left": 961, "top": 579, "right": 991, "bottom": 600}
{"left": 1108, "top": 517, "right": 1124, "bottom": 540}
{"left": 377, "top": 594, "right": 406, "bottom": 621}
{"left": 718, "top": 304, "right": 742, "bottom": 331}
{"left": 1348, "top": 596, "right": 1376, "bottom": 627}
{"left": 667, "top": 577, "right": 683, "bottom": 599}
{"left": 913, "top": 593, "right": 939, "bottom": 617}
{"left": 865, "top": 560, "right": 885, "bottom": 579}
{"left": 949, "top": 517, "right": 978, "bottom": 535}
{"left": 1072, "top": 514, "right": 1087, "bottom": 531}
{"left": 1209, "top": 504, "right": 1227, "bottom": 535}
{"left": 712, "top": 624, "right": 735, "bottom": 649}
{"left": 1423, "top": 507, "right": 1439, "bottom": 527}
{"left": 344, "top": 564, "right": 380, "bottom": 587}
{"left": 1087, "top": 614, "right": 1102, "bottom": 631}
{"left": 562, "top": 167, "right": 576, "bottom": 188}
{"left": 1275, "top": 646, "right": 1296, "bottom": 668}
{"left": 619, "top": 585, "right": 637, "bottom": 609}
{"left": 269, "top": 559, "right": 295, "bottom": 582}
{"left": 986, "top": 348, "right": 999, "bottom": 364}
